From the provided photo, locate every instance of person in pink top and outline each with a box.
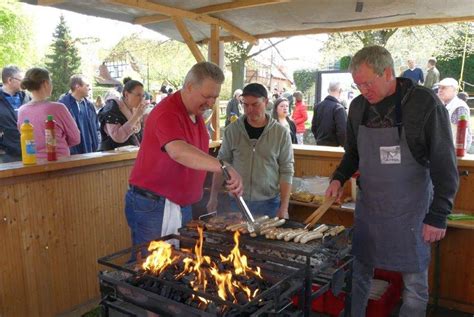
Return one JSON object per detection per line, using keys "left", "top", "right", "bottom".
{"left": 17, "top": 67, "right": 80, "bottom": 159}
{"left": 292, "top": 91, "right": 308, "bottom": 144}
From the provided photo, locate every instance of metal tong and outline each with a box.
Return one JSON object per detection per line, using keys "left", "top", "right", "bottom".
{"left": 221, "top": 164, "right": 258, "bottom": 233}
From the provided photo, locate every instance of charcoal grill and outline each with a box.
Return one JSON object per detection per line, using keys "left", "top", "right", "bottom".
{"left": 179, "top": 223, "right": 353, "bottom": 317}
{"left": 98, "top": 233, "right": 307, "bottom": 317}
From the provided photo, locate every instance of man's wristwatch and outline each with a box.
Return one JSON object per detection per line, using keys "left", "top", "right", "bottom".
{"left": 218, "top": 159, "right": 226, "bottom": 170}
{"left": 219, "top": 159, "right": 231, "bottom": 179}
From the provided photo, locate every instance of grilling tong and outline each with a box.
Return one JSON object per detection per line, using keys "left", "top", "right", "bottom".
{"left": 221, "top": 163, "right": 259, "bottom": 233}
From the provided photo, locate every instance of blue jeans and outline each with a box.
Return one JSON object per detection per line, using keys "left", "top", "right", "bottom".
{"left": 124, "top": 189, "right": 192, "bottom": 260}
{"left": 351, "top": 257, "right": 428, "bottom": 317}
{"left": 230, "top": 196, "right": 280, "bottom": 218}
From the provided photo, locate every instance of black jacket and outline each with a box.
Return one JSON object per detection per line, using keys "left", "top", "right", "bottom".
{"left": 288, "top": 118, "right": 297, "bottom": 144}
{"left": 0, "top": 87, "right": 30, "bottom": 162}
{"left": 311, "top": 95, "right": 347, "bottom": 146}
{"left": 98, "top": 99, "right": 141, "bottom": 151}
{"left": 332, "top": 78, "right": 459, "bottom": 229}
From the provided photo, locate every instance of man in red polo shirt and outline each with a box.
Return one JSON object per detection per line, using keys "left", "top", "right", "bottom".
{"left": 127, "top": 62, "right": 243, "bottom": 256}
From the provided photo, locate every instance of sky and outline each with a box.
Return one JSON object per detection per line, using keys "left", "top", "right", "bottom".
{"left": 22, "top": 2, "right": 326, "bottom": 77}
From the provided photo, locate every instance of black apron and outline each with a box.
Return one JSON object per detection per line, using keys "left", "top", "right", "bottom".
{"left": 353, "top": 98, "right": 433, "bottom": 272}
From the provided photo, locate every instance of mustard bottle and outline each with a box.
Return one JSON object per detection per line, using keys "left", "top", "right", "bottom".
{"left": 20, "top": 119, "right": 37, "bottom": 165}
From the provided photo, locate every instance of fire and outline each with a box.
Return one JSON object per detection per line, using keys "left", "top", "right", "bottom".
{"left": 142, "top": 240, "right": 178, "bottom": 274}
{"left": 141, "top": 227, "right": 262, "bottom": 305}
{"left": 175, "top": 227, "right": 212, "bottom": 303}
{"left": 220, "top": 231, "right": 262, "bottom": 279}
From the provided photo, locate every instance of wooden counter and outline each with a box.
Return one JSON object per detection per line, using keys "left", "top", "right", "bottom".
{"left": 0, "top": 150, "right": 138, "bottom": 317}
{"left": 291, "top": 144, "right": 474, "bottom": 313}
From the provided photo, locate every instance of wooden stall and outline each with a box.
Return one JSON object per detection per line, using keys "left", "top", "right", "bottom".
{"left": 289, "top": 144, "right": 474, "bottom": 313}
{"left": 0, "top": 151, "right": 136, "bottom": 316}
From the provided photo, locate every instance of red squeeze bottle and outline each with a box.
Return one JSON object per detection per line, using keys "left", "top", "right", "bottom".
{"left": 456, "top": 114, "right": 468, "bottom": 157}
{"left": 45, "top": 115, "right": 57, "bottom": 161}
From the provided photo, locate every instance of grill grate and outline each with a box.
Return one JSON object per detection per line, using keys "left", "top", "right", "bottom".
{"left": 99, "top": 234, "right": 305, "bottom": 316}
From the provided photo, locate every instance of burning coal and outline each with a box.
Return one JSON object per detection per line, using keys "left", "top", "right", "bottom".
{"left": 141, "top": 227, "right": 263, "bottom": 304}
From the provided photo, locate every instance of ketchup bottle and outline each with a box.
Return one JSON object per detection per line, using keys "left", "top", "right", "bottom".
{"left": 456, "top": 114, "right": 468, "bottom": 157}
{"left": 45, "top": 115, "right": 57, "bottom": 161}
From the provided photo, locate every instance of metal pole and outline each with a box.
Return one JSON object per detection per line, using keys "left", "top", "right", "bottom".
{"left": 147, "top": 54, "right": 150, "bottom": 92}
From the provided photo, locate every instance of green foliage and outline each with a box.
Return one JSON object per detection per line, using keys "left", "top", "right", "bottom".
{"left": 0, "top": 1, "right": 33, "bottom": 68}
{"left": 435, "top": 23, "right": 474, "bottom": 93}
{"left": 45, "top": 15, "right": 81, "bottom": 100}
{"left": 318, "top": 23, "right": 472, "bottom": 78}
{"left": 293, "top": 69, "right": 316, "bottom": 93}
{"left": 109, "top": 35, "right": 196, "bottom": 90}
{"left": 225, "top": 41, "right": 254, "bottom": 92}
{"left": 438, "top": 56, "right": 474, "bottom": 93}
{"left": 225, "top": 41, "right": 253, "bottom": 64}
{"left": 339, "top": 56, "right": 351, "bottom": 70}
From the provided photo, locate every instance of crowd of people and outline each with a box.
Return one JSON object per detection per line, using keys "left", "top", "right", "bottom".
{"left": 1, "top": 56, "right": 469, "bottom": 165}
{"left": 0, "top": 66, "right": 179, "bottom": 163}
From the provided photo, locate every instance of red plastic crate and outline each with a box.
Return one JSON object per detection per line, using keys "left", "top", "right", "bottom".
{"left": 292, "top": 269, "right": 402, "bottom": 317}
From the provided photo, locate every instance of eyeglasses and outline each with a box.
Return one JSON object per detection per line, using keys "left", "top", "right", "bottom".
{"left": 11, "top": 77, "right": 22, "bottom": 82}
{"left": 354, "top": 75, "right": 381, "bottom": 91}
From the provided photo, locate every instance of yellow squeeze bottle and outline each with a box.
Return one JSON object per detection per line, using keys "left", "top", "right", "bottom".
{"left": 20, "top": 119, "right": 37, "bottom": 165}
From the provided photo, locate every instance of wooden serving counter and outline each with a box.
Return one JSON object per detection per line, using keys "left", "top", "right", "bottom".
{"left": 291, "top": 144, "right": 474, "bottom": 313}
{"left": 0, "top": 150, "right": 138, "bottom": 316}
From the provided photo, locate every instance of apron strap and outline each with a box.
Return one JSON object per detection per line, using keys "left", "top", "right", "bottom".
{"left": 394, "top": 82, "right": 403, "bottom": 138}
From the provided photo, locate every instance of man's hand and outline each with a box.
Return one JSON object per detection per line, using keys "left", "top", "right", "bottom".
{"left": 277, "top": 207, "right": 289, "bottom": 219}
{"left": 325, "top": 180, "right": 344, "bottom": 204}
{"left": 224, "top": 165, "right": 243, "bottom": 197}
{"left": 206, "top": 197, "right": 218, "bottom": 213}
{"left": 422, "top": 224, "right": 446, "bottom": 243}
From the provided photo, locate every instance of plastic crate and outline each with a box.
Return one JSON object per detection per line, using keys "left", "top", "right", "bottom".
{"left": 293, "top": 269, "right": 402, "bottom": 317}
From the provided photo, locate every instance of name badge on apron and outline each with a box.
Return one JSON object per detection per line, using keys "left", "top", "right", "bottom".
{"left": 380, "top": 145, "right": 401, "bottom": 164}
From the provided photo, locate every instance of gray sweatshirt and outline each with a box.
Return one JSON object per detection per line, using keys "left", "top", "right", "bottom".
{"left": 218, "top": 114, "right": 294, "bottom": 201}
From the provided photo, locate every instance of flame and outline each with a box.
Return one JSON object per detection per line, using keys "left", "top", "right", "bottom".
{"left": 220, "top": 231, "right": 263, "bottom": 279}
{"left": 209, "top": 264, "right": 235, "bottom": 301}
{"left": 142, "top": 240, "right": 178, "bottom": 274}
{"left": 175, "top": 226, "right": 212, "bottom": 303}
{"left": 142, "top": 227, "right": 262, "bottom": 305}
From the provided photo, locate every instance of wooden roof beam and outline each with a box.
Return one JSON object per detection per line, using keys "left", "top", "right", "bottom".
{"left": 201, "top": 15, "right": 474, "bottom": 43}
{"left": 38, "top": 0, "right": 65, "bottom": 5}
{"left": 106, "top": 0, "right": 258, "bottom": 44}
{"left": 134, "top": 0, "right": 289, "bottom": 26}
{"left": 173, "top": 17, "right": 205, "bottom": 63}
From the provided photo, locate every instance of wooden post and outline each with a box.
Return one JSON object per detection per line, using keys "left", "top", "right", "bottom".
{"left": 173, "top": 17, "right": 205, "bottom": 62}
{"left": 209, "top": 24, "right": 223, "bottom": 141}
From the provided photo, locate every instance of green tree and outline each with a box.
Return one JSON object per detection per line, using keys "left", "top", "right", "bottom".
{"left": 108, "top": 35, "right": 196, "bottom": 90}
{"left": 318, "top": 29, "right": 398, "bottom": 68}
{"left": 225, "top": 39, "right": 286, "bottom": 93}
{"left": 45, "top": 15, "right": 81, "bottom": 100}
{"left": 339, "top": 56, "right": 351, "bottom": 71}
{"left": 293, "top": 69, "right": 316, "bottom": 93}
{"left": 225, "top": 41, "right": 253, "bottom": 93}
{"left": 318, "top": 24, "right": 471, "bottom": 75}
{"left": 0, "top": 1, "right": 33, "bottom": 67}
{"left": 435, "top": 23, "right": 474, "bottom": 93}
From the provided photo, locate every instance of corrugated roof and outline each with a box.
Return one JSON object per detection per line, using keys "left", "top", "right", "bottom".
{"left": 23, "top": 0, "right": 473, "bottom": 44}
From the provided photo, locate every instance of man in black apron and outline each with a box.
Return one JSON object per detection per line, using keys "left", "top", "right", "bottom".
{"left": 326, "top": 46, "right": 458, "bottom": 316}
